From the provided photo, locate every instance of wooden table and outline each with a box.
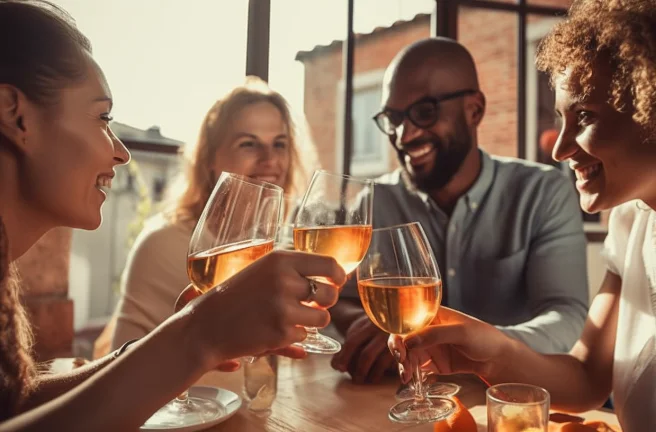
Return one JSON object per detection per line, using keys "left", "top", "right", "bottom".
{"left": 197, "top": 354, "right": 619, "bottom": 432}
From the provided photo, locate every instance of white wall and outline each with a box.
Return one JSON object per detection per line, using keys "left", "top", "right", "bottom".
{"left": 69, "top": 151, "right": 180, "bottom": 330}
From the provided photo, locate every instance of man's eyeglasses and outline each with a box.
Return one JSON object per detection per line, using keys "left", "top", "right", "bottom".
{"left": 372, "top": 89, "right": 478, "bottom": 137}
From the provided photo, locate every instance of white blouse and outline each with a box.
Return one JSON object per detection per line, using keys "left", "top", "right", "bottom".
{"left": 602, "top": 202, "right": 656, "bottom": 431}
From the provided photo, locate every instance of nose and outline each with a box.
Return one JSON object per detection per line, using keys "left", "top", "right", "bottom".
{"left": 257, "top": 145, "right": 277, "bottom": 166}
{"left": 396, "top": 120, "right": 423, "bottom": 149}
{"left": 112, "top": 134, "right": 131, "bottom": 166}
{"left": 551, "top": 124, "right": 577, "bottom": 163}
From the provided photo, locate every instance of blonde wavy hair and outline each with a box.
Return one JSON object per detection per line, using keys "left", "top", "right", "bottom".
{"left": 536, "top": 0, "right": 656, "bottom": 133}
{"left": 165, "top": 76, "right": 317, "bottom": 224}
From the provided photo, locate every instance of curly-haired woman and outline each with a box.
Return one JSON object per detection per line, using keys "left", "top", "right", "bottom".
{"left": 390, "top": 1, "right": 656, "bottom": 429}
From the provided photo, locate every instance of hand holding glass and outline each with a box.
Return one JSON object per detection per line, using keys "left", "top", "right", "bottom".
{"left": 293, "top": 170, "right": 373, "bottom": 354}
{"left": 143, "top": 172, "right": 282, "bottom": 428}
{"left": 357, "top": 222, "right": 456, "bottom": 424}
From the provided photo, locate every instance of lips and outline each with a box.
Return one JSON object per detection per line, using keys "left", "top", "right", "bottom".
{"left": 404, "top": 143, "right": 436, "bottom": 167}
{"left": 573, "top": 163, "right": 601, "bottom": 182}
{"left": 571, "top": 162, "right": 603, "bottom": 191}
{"left": 251, "top": 175, "right": 280, "bottom": 184}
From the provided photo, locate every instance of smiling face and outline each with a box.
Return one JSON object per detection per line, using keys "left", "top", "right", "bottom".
{"left": 381, "top": 41, "right": 482, "bottom": 193}
{"left": 20, "top": 56, "right": 130, "bottom": 230}
{"left": 552, "top": 64, "right": 656, "bottom": 213}
{"left": 209, "top": 101, "right": 291, "bottom": 189}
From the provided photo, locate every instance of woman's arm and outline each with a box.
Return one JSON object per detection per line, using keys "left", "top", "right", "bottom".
{"left": 491, "top": 270, "right": 620, "bottom": 411}
{"left": 394, "top": 270, "right": 621, "bottom": 413}
{"left": 19, "top": 351, "right": 121, "bottom": 413}
{"left": 1, "top": 251, "right": 346, "bottom": 431}
{"left": 2, "top": 313, "right": 202, "bottom": 432}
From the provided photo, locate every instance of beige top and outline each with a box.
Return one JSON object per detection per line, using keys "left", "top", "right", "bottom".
{"left": 602, "top": 201, "right": 656, "bottom": 431}
{"left": 110, "top": 214, "right": 193, "bottom": 350}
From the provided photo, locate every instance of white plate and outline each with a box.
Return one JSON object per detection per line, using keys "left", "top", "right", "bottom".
{"left": 140, "top": 386, "right": 242, "bottom": 432}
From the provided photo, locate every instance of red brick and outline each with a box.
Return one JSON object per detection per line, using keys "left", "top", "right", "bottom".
{"left": 16, "top": 228, "right": 71, "bottom": 296}
{"left": 23, "top": 297, "right": 74, "bottom": 361}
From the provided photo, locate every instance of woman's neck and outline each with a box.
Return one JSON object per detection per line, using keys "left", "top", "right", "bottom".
{"left": 0, "top": 156, "right": 51, "bottom": 261}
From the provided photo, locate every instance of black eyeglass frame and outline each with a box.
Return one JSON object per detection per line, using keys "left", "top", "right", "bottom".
{"left": 372, "top": 89, "right": 479, "bottom": 138}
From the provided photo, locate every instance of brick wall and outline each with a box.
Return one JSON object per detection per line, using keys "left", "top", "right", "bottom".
{"left": 299, "top": 2, "right": 573, "bottom": 171}
{"left": 17, "top": 228, "right": 73, "bottom": 361}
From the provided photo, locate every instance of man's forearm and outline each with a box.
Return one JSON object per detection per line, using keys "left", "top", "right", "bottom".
{"left": 496, "top": 303, "right": 587, "bottom": 354}
{"left": 330, "top": 298, "right": 364, "bottom": 336}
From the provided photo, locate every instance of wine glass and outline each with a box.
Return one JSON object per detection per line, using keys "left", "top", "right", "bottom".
{"left": 142, "top": 172, "right": 282, "bottom": 429}
{"left": 293, "top": 170, "right": 374, "bottom": 354}
{"left": 275, "top": 195, "right": 300, "bottom": 250}
{"left": 357, "top": 222, "right": 456, "bottom": 424}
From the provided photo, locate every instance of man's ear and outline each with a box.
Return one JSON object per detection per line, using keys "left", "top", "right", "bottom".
{"left": 0, "top": 84, "right": 29, "bottom": 153}
{"left": 465, "top": 91, "right": 486, "bottom": 128}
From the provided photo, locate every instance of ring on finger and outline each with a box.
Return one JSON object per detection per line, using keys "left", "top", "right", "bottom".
{"left": 306, "top": 278, "right": 318, "bottom": 302}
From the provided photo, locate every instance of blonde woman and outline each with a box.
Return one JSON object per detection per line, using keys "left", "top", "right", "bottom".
{"left": 100, "top": 77, "right": 318, "bottom": 353}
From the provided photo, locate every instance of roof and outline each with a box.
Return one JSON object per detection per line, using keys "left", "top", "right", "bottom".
{"left": 295, "top": 13, "right": 430, "bottom": 62}
{"left": 111, "top": 122, "right": 183, "bottom": 154}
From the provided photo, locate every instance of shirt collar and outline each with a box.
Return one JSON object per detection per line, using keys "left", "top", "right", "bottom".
{"left": 399, "top": 149, "right": 495, "bottom": 213}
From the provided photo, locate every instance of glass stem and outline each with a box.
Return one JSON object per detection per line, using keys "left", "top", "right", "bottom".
{"left": 305, "top": 327, "right": 319, "bottom": 337}
{"left": 413, "top": 360, "right": 426, "bottom": 403}
{"left": 175, "top": 389, "right": 189, "bottom": 404}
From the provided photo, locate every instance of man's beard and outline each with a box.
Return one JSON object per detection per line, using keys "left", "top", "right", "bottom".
{"left": 398, "top": 119, "right": 472, "bottom": 192}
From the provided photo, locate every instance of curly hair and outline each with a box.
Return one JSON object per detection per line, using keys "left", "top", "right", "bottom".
{"left": 536, "top": 0, "right": 656, "bottom": 131}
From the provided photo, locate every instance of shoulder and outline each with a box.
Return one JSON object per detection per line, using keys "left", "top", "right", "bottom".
{"left": 130, "top": 213, "right": 192, "bottom": 256}
{"left": 490, "top": 155, "right": 576, "bottom": 203}
{"left": 491, "top": 155, "right": 569, "bottom": 185}
{"left": 607, "top": 201, "right": 644, "bottom": 239}
{"left": 372, "top": 169, "right": 404, "bottom": 186}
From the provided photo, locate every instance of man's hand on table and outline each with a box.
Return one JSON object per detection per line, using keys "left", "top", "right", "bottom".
{"left": 331, "top": 313, "right": 397, "bottom": 384}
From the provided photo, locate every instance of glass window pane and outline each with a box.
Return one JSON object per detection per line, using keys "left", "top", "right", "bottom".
{"left": 287, "top": 0, "right": 434, "bottom": 177}
{"left": 56, "top": 0, "right": 249, "bottom": 326}
{"left": 459, "top": 7, "right": 518, "bottom": 157}
{"left": 58, "top": 0, "right": 248, "bottom": 144}
{"left": 269, "top": 1, "right": 347, "bottom": 175}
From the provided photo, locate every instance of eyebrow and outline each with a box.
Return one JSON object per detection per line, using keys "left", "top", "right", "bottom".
{"left": 93, "top": 96, "right": 113, "bottom": 110}
{"left": 234, "top": 132, "right": 289, "bottom": 140}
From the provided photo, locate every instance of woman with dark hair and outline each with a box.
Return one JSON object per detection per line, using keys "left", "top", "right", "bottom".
{"left": 390, "top": 1, "right": 656, "bottom": 430}
{"left": 0, "top": 1, "right": 344, "bottom": 429}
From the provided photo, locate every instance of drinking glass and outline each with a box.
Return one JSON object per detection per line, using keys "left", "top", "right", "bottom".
{"left": 142, "top": 172, "right": 282, "bottom": 428}
{"left": 275, "top": 195, "right": 300, "bottom": 250}
{"left": 357, "top": 222, "right": 456, "bottom": 424}
{"left": 293, "top": 170, "right": 373, "bottom": 354}
{"left": 487, "top": 383, "right": 550, "bottom": 432}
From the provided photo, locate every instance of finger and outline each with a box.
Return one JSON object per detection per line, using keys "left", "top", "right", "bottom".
{"left": 388, "top": 334, "right": 406, "bottom": 362}
{"left": 295, "top": 279, "right": 339, "bottom": 308}
{"left": 332, "top": 319, "right": 378, "bottom": 371}
{"left": 404, "top": 323, "right": 467, "bottom": 350}
{"left": 354, "top": 333, "right": 388, "bottom": 384}
{"left": 269, "top": 345, "right": 307, "bottom": 359}
{"left": 425, "top": 344, "right": 453, "bottom": 375}
{"left": 215, "top": 360, "right": 241, "bottom": 372}
{"left": 287, "top": 304, "right": 331, "bottom": 329}
{"left": 367, "top": 350, "right": 396, "bottom": 384}
{"left": 289, "top": 252, "right": 347, "bottom": 286}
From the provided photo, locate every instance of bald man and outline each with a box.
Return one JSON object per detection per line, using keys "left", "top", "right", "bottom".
{"left": 330, "top": 38, "right": 589, "bottom": 384}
